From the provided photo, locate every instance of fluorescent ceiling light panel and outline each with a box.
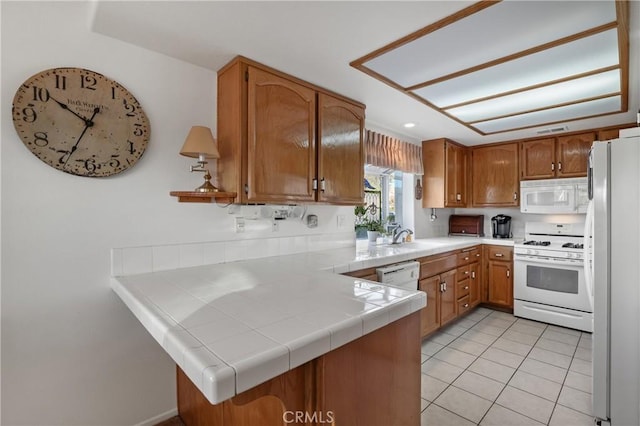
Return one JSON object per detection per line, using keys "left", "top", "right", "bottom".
{"left": 473, "top": 96, "right": 622, "bottom": 134}
{"left": 446, "top": 70, "right": 621, "bottom": 122}
{"left": 414, "top": 29, "right": 620, "bottom": 108}
{"left": 351, "top": 0, "right": 628, "bottom": 135}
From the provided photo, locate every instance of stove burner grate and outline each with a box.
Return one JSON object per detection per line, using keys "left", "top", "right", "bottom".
{"left": 523, "top": 240, "right": 551, "bottom": 246}
{"left": 562, "top": 243, "right": 584, "bottom": 249}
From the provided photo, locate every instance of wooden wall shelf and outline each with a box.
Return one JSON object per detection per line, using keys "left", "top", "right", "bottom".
{"left": 169, "top": 191, "right": 237, "bottom": 204}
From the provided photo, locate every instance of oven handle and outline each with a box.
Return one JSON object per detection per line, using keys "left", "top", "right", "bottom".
{"left": 514, "top": 256, "right": 584, "bottom": 267}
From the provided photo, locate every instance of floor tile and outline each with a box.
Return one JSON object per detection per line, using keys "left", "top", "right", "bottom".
{"left": 480, "top": 404, "right": 544, "bottom": 426}
{"left": 527, "top": 347, "right": 572, "bottom": 369}
{"left": 542, "top": 329, "right": 580, "bottom": 346}
{"left": 468, "top": 357, "right": 516, "bottom": 384}
{"left": 487, "top": 310, "right": 517, "bottom": 322}
{"left": 422, "top": 340, "right": 445, "bottom": 356}
{"left": 478, "top": 316, "right": 514, "bottom": 330}
{"left": 577, "top": 334, "right": 592, "bottom": 349}
{"left": 434, "top": 347, "right": 478, "bottom": 369}
{"left": 481, "top": 347, "right": 525, "bottom": 369}
{"left": 573, "top": 346, "right": 592, "bottom": 362}
{"left": 549, "top": 404, "right": 594, "bottom": 426}
{"left": 461, "top": 329, "right": 498, "bottom": 346}
{"left": 496, "top": 386, "right": 555, "bottom": 424}
{"left": 518, "top": 358, "right": 568, "bottom": 384}
{"left": 508, "top": 370, "right": 562, "bottom": 402}
{"left": 453, "top": 370, "right": 505, "bottom": 402}
{"left": 564, "top": 370, "right": 592, "bottom": 394}
{"left": 455, "top": 317, "right": 480, "bottom": 329}
{"left": 509, "top": 321, "right": 546, "bottom": 337}
{"left": 491, "top": 336, "right": 533, "bottom": 357}
{"left": 557, "top": 386, "right": 593, "bottom": 416}
{"left": 472, "top": 323, "right": 506, "bottom": 337}
{"left": 421, "top": 398, "right": 429, "bottom": 412}
{"left": 534, "top": 337, "right": 577, "bottom": 357}
{"left": 502, "top": 329, "right": 540, "bottom": 345}
{"left": 430, "top": 331, "right": 458, "bottom": 346}
{"left": 434, "top": 386, "right": 493, "bottom": 424}
{"left": 422, "top": 373, "right": 449, "bottom": 402}
{"left": 569, "top": 357, "right": 592, "bottom": 376}
{"left": 422, "top": 353, "right": 429, "bottom": 364}
{"left": 447, "top": 337, "right": 489, "bottom": 356}
{"left": 421, "top": 403, "right": 476, "bottom": 426}
{"left": 441, "top": 324, "right": 470, "bottom": 337}
{"left": 547, "top": 324, "right": 582, "bottom": 337}
{"left": 422, "top": 358, "right": 465, "bottom": 384}
{"left": 513, "top": 317, "right": 548, "bottom": 329}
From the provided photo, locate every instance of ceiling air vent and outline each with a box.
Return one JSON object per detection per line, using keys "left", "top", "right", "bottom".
{"left": 536, "top": 126, "right": 569, "bottom": 135}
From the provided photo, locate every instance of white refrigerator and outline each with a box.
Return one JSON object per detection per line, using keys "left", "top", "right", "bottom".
{"left": 589, "top": 130, "right": 640, "bottom": 426}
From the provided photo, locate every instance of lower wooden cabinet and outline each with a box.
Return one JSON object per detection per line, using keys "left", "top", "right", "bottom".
{"left": 419, "top": 275, "right": 440, "bottom": 336}
{"left": 484, "top": 245, "right": 514, "bottom": 310}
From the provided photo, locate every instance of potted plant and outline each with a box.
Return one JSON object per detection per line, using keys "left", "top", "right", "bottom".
{"left": 365, "top": 219, "right": 385, "bottom": 243}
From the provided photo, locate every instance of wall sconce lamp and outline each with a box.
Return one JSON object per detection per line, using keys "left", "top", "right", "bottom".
{"left": 180, "top": 126, "right": 220, "bottom": 193}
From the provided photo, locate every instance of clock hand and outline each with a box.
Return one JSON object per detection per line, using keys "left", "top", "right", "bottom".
{"left": 63, "top": 107, "right": 100, "bottom": 166}
{"left": 49, "top": 96, "right": 89, "bottom": 124}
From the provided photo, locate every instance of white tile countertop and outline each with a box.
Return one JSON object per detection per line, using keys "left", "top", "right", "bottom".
{"left": 110, "top": 237, "right": 514, "bottom": 405}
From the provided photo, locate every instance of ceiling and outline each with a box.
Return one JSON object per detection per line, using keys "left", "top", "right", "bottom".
{"left": 90, "top": 1, "right": 639, "bottom": 146}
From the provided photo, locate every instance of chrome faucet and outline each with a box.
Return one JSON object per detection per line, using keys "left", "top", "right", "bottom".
{"left": 391, "top": 228, "right": 413, "bottom": 244}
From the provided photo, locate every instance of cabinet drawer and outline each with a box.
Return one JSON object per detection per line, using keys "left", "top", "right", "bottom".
{"left": 487, "top": 246, "right": 513, "bottom": 261}
{"left": 457, "top": 265, "right": 471, "bottom": 282}
{"left": 457, "top": 247, "right": 480, "bottom": 264}
{"left": 420, "top": 254, "right": 457, "bottom": 279}
{"left": 458, "top": 295, "right": 471, "bottom": 315}
{"left": 457, "top": 279, "right": 470, "bottom": 298}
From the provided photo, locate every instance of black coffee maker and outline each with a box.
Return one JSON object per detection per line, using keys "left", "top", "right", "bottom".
{"left": 491, "top": 215, "right": 512, "bottom": 238}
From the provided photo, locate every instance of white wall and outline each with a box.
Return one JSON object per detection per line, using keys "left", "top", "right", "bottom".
{"left": 1, "top": 2, "right": 353, "bottom": 425}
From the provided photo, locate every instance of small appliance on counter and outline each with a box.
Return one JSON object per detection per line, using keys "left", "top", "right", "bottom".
{"left": 491, "top": 214, "right": 512, "bottom": 238}
{"left": 449, "top": 215, "right": 484, "bottom": 237}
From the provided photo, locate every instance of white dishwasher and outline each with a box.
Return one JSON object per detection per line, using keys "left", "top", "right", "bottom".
{"left": 376, "top": 261, "right": 420, "bottom": 291}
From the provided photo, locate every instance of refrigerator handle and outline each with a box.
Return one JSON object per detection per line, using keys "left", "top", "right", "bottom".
{"left": 584, "top": 200, "right": 594, "bottom": 306}
{"left": 588, "top": 147, "right": 594, "bottom": 200}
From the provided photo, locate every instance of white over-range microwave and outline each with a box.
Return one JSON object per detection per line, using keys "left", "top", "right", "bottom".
{"left": 520, "top": 177, "right": 588, "bottom": 214}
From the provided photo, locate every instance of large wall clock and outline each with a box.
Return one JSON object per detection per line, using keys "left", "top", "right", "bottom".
{"left": 12, "top": 67, "right": 150, "bottom": 177}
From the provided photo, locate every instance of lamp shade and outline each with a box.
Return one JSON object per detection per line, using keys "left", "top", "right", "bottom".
{"left": 180, "top": 126, "right": 220, "bottom": 159}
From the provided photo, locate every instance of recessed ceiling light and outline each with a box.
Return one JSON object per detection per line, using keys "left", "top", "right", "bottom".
{"left": 403, "top": 122, "right": 416, "bottom": 128}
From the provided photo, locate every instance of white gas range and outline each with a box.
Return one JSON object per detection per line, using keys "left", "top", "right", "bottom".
{"left": 513, "top": 222, "right": 592, "bottom": 332}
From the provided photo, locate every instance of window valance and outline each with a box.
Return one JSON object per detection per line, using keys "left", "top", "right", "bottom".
{"left": 365, "top": 130, "right": 423, "bottom": 175}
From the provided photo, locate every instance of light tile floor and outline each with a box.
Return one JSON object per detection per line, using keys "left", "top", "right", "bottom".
{"left": 420, "top": 307, "right": 593, "bottom": 426}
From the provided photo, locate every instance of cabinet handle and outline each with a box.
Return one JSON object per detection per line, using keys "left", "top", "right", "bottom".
{"left": 558, "top": 162, "right": 562, "bottom": 171}
{"left": 456, "top": 193, "right": 461, "bottom": 201}
{"left": 464, "top": 256, "right": 470, "bottom": 261}
{"left": 464, "top": 271, "right": 469, "bottom": 275}
{"left": 439, "top": 283, "right": 444, "bottom": 292}
{"left": 476, "top": 253, "right": 481, "bottom": 257}
{"left": 443, "top": 282, "right": 447, "bottom": 291}
{"left": 320, "top": 177, "right": 326, "bottom": 192}
{"left": 513, "top": 192, "right": 518, "bottom": 201}
{"left": 312, "top": 178, "right": 318, "bottom": 191}
{"left": 471, "top": 271, "right": 476, "bottom": 279}
{"left": 495, "top": 253, "right": 504, "bottom": 257}
{"left": 551, "top": 162, "right": 555, "bottom": 171}
{"left": 507, "top": 269, "right": 510, "bottom": 278}
{"left": 464, "top": 286, "right": 469, "bottom": 290}
{"left": 464, "top": 303, "right": 469, "bottom": 308}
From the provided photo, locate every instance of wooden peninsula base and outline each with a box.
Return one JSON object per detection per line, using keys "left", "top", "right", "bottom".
{"left": 177, "top": 312, "right": 421, "bottom": 425}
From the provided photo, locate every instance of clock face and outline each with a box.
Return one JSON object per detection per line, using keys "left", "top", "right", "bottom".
{"left": 12, "top": 67, "right": 150, "bottom": 177}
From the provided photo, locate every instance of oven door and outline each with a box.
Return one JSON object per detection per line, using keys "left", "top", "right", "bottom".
{"left": 514, "top": 255, "right": 592, "bottom": 312}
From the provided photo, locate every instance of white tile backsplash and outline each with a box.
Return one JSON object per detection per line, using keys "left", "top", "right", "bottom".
{"left": 112, "top": 232, "right": 355, "bottom": 276}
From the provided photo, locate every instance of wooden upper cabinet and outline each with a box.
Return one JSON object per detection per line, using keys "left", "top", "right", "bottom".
{"left": 556, "top": 132, "right": 595, "bottom": 178}
{"left": 318, "top": 93, "right": 365, "bottom": 205}
{"left": 520, "top": 132, "right": 595, "bottom": 180}
{"left": 471, "top": 143, "right": 519, "bottom": 207}
{"left": 217, "top": 56, "right": 365, "bottom": 204}
{"left": 247, "top": 67, "right": 317, "bottom": 203}
{"left": 422, "top": 138, "right": 467, "bottom": 208}
{"left": 520, "top": 138, "right": 555, "bottom": 180}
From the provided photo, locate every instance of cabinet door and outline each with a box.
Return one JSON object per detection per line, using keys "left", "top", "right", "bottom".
{"left": 487, "top": 261, "right": 513, "bottom": 308}
{"left": 419, "top": 276, "right": 440, "bottom": 337}
{"left": 469, "top": 262, "right": 480, "bottom": 307}
{"left": 247, "top": 66, "right": 317, "bottom": 203}
{"left": 520, "top": 138, "right": 556, "bottom": 180}
{"left": 471, "top": 143, "right": 519, "bottom": 207}
{"left": 317, "top": 93, "right": 365, "bottom": 204}
{"left": 439, "top": 269, "right": 458, "bottom": 327}
{"left": 556, "top": 132, "right": 595, "bottom": 178}
{"left": 445, "top": 143, "right": 468, "bottom": 207}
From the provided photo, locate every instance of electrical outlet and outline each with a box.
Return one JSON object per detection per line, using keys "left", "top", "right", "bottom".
{"left": 272, "top": 220, "right": 279, "bottom": 232}
{"left": 235, "top": 217, "right": 245, "bottom": 233}
{"left": 336, "top": 214, "right": 345, "bottom": 228}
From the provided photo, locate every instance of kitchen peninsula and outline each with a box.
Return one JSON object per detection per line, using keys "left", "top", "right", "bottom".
{"left": 111, "top": 237, "right": 511, "bottom": 424}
